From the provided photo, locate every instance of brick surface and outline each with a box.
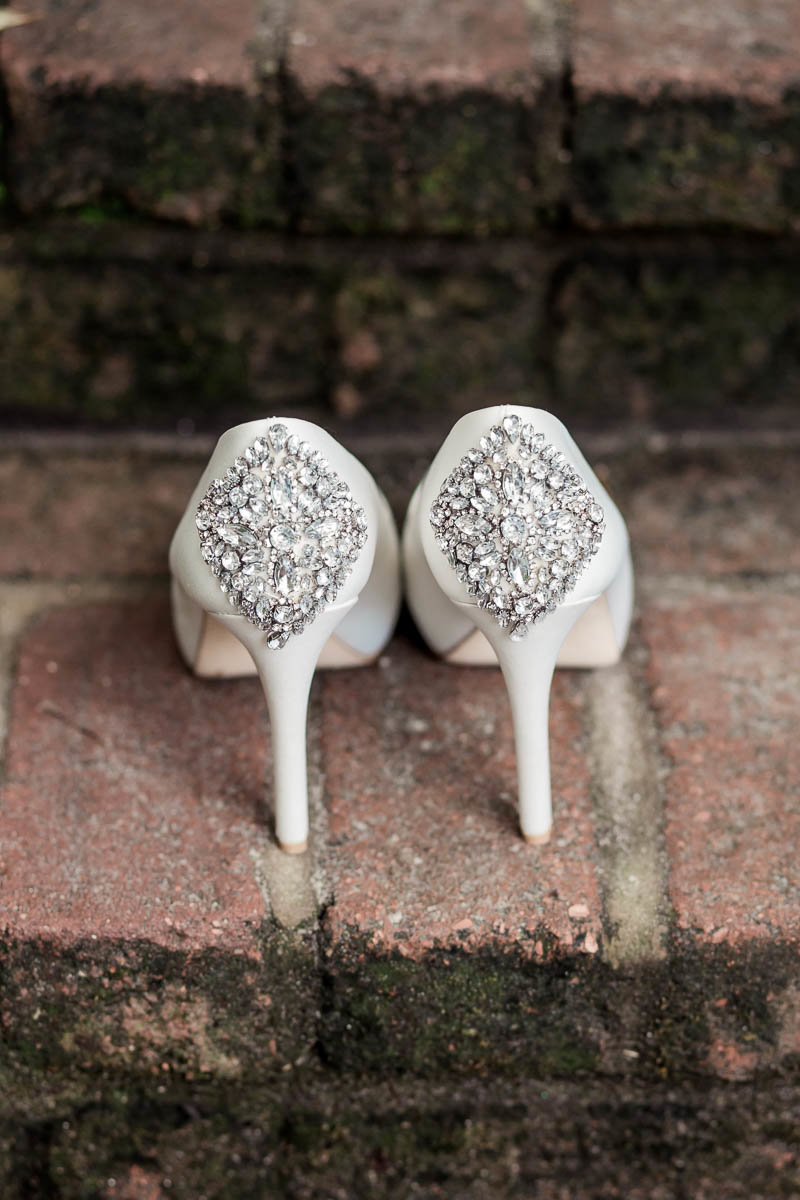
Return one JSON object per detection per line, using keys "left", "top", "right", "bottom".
{"left": 287, "top": 0, "right": 565, "bottom": 233}
{"left": 0, "top": 246, "right": 328, "bottom": 423}
{"left": 0, "top": 454, "right": 197, "bottom": 577}
{"left": 552, "top": 243, "right": 800, "bottom": 422}
{"left": 644, "top": 590, "right": 800, "bottom": 942}
{"left": 0, "top": 600, "right": 271, "bottom": 947}
{"left": 319, "top": 638, "right": 602, "bottom": 956}
{"left": 0, "top": 230, "right": 555, "bottom": 426}
{"left": 571, "top": 0, "right": 800, "bottom": 230}
{"left": 1, "top": 0, "right": 282, "bottom": 223}
{"left": 3, "top": 440, "right": 798, "bottom": 584}
{"left": 609, "top": 445, "right": 800, "bottom": 577}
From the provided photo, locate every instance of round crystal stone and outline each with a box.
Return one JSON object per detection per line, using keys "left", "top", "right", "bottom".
{"left": 500, "top": 515, "right": 527, "bottom": 545}
{"left": 270, "top": 525, "right": 297, "bottom": 550}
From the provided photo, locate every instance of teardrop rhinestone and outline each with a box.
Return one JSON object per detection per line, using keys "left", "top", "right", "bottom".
{"left": 502, "top": 414, "right": 521, "bottom": 442}
{"left": 270, "top": 524, "right": 298, "bottom": 550}
{"left": 540, "top": 509, "right": 573, "bottom": 531}
{"left": 269, "top": 423, "right": 289, "bottom": 451}
{"left": 306, "top": 516, "right": 339, "bottom": 540}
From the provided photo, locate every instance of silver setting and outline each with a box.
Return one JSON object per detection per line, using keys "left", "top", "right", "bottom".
{"left": 195, "top": 424, "right": 368, "bottom": 649}
{"left": 429, "top": 417, "right": 605, "bottom": 640}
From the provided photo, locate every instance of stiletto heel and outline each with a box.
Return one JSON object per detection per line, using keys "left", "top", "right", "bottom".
{"left": 403, "top": 406, "right": 633, "bottom": 844}
{"left": 170, "top": 418, "right": 401, "bottom": 853}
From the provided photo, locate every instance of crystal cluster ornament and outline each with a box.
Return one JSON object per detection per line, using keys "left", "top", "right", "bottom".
{"left": 195, "top": 424, "right": 368, "bottom": 649}
{"left": 429, "top": 416, "right": 605, "bottom": 641}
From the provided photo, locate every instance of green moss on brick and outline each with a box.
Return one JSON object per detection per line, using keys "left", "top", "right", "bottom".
{"left": 572, "top": 93, "right": 800, "bottom": 231}
{"left": 0, "top": 252, "right": 329, "bottom": 424}
{"left": 331, "top": 256, "right": 550, "bottom": 418}
{"left": 552, "top": 246, "right": 800, "bottom": 421}
{"left": 291, "top": 82, "right": 564, "bottom": 234}
{"left": 319, "top": 940, "right": 608, "bottom": 1077}
{"left": 0, "top": 929, "right": 319, "bottom": 1092}
{"left": 12, "top": 84, "right": 283, "bottom": 229}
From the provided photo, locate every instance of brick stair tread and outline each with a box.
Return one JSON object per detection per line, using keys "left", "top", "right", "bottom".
{"left": 1, "top": 0, "right": 799, "bottom": 231}
{"left": 0, "top": 436, "right": 796, "bottom": 969}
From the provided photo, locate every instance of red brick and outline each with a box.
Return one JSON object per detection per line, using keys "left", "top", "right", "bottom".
{"left": 0, "top": 453, "right": 200, "bottom": 577}
{"left": 290, "top": 0, "right": 544, "bottom": 97}
{"left": 287, "top": 0, "right": 565, "bottom": 233}
{"left": 0, "top": 600, "right": 272, "bottom": 950}
{"left": 1, "top": 0, "right": 281, "bottom": 223}
{"left": 319, "top": 639, "right": 602, "bottom": 957}
{"left": 2, "top": 0, "right": 259, "bottom": 90}
{"left": 571, "top": 0, "right": 800, "bottom": 230}
{"left": 644, "top": 590, "right": 800, "bottom": 942}
{"left": 613, "top": 446, "right": 800, "bottom": 577}
{"left": 574, "top": 0, "right": 800, "bottom": 104}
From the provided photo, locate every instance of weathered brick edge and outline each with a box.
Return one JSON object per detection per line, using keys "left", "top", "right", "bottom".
{"left": 0, "top": 0, "right": 799, "bottom": 233}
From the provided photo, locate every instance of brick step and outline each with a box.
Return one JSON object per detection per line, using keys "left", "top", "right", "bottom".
{"left": 2, "top": 226, "right": 800, "bottom": 426}
{"left": 4, "top": 1075, "right": 800, "bottom": 1197}
{"left": 0, "top": 434, "right": 797, "bottom": 1101}
{"left": 1, "top": 0, "right": 799, "bottom": 235}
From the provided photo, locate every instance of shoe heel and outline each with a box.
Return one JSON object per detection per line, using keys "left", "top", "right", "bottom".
{"left": 451, "top": 596, "right": 593, "bottom": 842}
{"left": 207, "top": 598, "right": 358, "bottom": 852}
{"left": 403, "top": 404, "right": 633, "bottom": 843}
{"left": 169, "top": 418, "right": 400, "bottom": 853}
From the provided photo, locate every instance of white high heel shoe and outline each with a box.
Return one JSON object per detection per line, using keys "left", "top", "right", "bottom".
{"left": 170, "top": 418, "right": 401, "bottom": 853}
{"left": 402, "top": 406, "right": 633, "bottom": 845}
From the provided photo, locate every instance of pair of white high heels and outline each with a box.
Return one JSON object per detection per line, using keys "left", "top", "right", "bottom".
{"left": 169, "top": 407, "right": 633, "bottom": 853}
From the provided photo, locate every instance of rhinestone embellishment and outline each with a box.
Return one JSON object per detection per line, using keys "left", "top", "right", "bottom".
{"left": 195, "top": 424, "right": 368, "bottom": 649}
{"left": 429, "top": 417, "right": 605, "bottom": 641}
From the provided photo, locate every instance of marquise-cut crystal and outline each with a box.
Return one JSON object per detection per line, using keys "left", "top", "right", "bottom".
{"left": 502, "top": 463, "right": 524, "bottom": 503}
{"left": 429, "top": 415, "right": 605, "bottom": 636}
{"left": 195, "top": 422, "right": 367, "bottom": 649}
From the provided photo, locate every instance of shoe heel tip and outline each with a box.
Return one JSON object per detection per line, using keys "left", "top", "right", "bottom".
{"left": 522, "top": 828, "right": 552, "bottom": 846}
{"left": 278, "top": 839, "right": 308, "bottom": 855}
